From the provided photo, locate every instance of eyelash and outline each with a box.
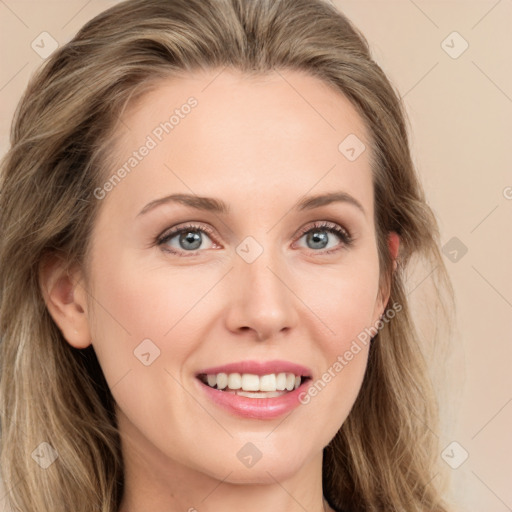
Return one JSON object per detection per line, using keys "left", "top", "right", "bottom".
{"left": 156, "top": 220, "right": 353, "bottom": 257}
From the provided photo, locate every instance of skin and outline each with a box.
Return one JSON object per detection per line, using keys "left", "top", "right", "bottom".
{"left": 41, "top": 68, "right": 399, "bottom": 512}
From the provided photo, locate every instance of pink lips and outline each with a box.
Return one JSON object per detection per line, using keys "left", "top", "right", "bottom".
{"left": 194, "top": 359, "right": 313, "bottom": 420}
{"left": 195, "top": 359, "right": 312, "bottom": 377}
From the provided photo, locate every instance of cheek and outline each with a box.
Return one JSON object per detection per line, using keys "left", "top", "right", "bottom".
{"left": 84, "top": 252, "right": 218, "bottom": 452}
{"left": 295, "top": 254, "right": 380, "bottom": 427}
{"left": 85, "top": 240, "right": 236, "bottom": 424}
{"left": 301, "top": 252, "right": 381, "bottom": 344}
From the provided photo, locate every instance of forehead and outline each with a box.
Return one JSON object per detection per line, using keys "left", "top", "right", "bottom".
{"left": 100, "top": 68, "right": 374, "bottom": 219}
{"left": 120, "top": 68, "right": 370, "bottom": 150}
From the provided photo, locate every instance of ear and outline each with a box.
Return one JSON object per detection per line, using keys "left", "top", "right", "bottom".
{"left": 388, "top": 231, "right": 400, "bottom": 272}
{"left": 374, "top": 231, "right": 400, "bottom": 321}
{"left": 39, "top": 254, "right": 92, "bottom": 349}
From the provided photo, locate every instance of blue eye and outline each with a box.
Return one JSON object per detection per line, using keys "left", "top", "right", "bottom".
{"left": 156, "top": 221, "right": 353, "bottom": 257}
{"left": 295, "top": 221, "right": 353, "bottom": 254}
{"left": 157, "top": 223, "right": 216, "bottom": 256}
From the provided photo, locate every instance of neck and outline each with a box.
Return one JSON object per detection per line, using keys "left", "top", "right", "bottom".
{"left": 118, "top": 434, "right": 333, "bottom": 512}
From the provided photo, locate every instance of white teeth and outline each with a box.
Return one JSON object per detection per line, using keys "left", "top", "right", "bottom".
{"left": 201, "top": 372, "right": 304, "bottom": 392}
{"left": 216, "top": 372, "right": 228, "bottom": 390}
{"left": 228, "top": 373, "right": 242, "bottom": 390}
{"left": 276, "top": 373, "right": 287, "bottom": 390}
{"left": 260, "top": 374, "right": 276, "bottom": 391}
{"left": 241, "top": 373, "right": 260, "bottom": 391}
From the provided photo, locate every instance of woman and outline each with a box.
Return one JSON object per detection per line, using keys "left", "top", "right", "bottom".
{"left": 0, "top": 0, "right": 455, "bottom": 511}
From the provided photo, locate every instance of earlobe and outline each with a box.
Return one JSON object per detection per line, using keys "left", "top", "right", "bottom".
{"left": 39, "top": 255, "right": 91, "bottom": 349}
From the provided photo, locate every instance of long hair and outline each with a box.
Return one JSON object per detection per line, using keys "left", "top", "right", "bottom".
{"left": 0, "top": 0, "right": 455, "bottom": 510}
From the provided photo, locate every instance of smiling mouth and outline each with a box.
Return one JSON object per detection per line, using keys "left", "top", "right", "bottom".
{"left": 197, "top": 372, "right": 311, "bottom": 398}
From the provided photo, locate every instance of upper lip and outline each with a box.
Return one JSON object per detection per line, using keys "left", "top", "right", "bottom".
{"left": 196, "top": 360, "right": 312, "bottom": 378}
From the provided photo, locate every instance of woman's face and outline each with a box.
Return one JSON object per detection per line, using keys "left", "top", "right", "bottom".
{"left": 76, "top": 69, "right": 395, "bottom": 487}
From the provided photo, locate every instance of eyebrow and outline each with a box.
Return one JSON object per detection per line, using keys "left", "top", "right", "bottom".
{"left": 136, "top": 191, "right": 366, "bottom": 218}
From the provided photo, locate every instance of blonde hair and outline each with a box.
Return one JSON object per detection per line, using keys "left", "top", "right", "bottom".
{"left": 0, "top": 0, "right": 455, "bottom": 510}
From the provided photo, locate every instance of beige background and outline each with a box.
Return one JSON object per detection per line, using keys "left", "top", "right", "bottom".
{"left": 1, "top": 1, "right": 511, "bottom": 511}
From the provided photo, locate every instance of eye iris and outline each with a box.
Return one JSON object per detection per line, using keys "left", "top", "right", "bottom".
{"left": 307, "top": 230, "right": 329, "bottom": 249}
{"left": 180, "top": 230, "right": 202, "bottom": 250}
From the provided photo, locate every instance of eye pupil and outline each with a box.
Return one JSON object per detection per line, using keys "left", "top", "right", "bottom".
{"left": 307, "top": 231, "right": 328, "bottom": 249}
{"left": 180, "top": 230, "right": 202, "bottom": 250}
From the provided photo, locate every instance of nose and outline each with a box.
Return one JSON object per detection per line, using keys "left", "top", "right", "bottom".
{"left": 224, "top": 246, "right": 299, "bottom": 341}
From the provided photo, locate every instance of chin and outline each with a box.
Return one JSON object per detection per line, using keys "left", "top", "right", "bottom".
{"left": 223, "top": 461, "right": 306, "bottom": 485}
{"left": 191, "top": 440, "right": 315, "bottom": 484}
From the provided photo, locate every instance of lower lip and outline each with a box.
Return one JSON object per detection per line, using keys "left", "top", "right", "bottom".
{"left": 195, "top": 377, "right": 312, "bottom": 420}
